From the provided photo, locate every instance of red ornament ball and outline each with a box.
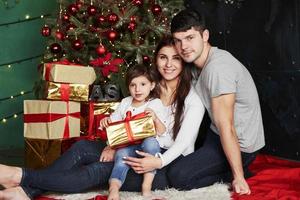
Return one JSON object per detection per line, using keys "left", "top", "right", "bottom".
{"left": 107, "top": 13, "right": 119, "bottom": 24}
{"left": 96, "top": 44, "right": 106, "bottom": 56}
{"left": 107, "top": 30, "right": 118, "bottom": 41}
{"left": 55, "top": 30, "right": 65, "bottom": 40}
{"left": 50, "top": 43, "right": 62, "bottom": 54}
{"left": 143, "top": 55, "right": 151, "bottom": 64}
{"left": 62, "top": 13, "right": 70, "bottom": 22}
{"left": 41, "top": 25, "right": 51, "bottom": 37}
{"left": 75, "top": 0, "right": 83, "bottom": 9}
{"left": 87, "top": 5, "right": 97, "bottom": 16}
{"left": 132, "top": 0, "right": 143, "bottom": 6}
{"left": 97, "top": 15, "right": 106, "bottom": 24}
{"left": 66, "top": 24, "right": 76, "bottom": 31}
{"left": 72, "top": 39, "right": 84, "bottom": 50}
{"left": 68, "top": 3, "right": 78, "bottom": 15}
{"left": 127, "top": 21, "right": 137, "bottom": 32}
{"left": 151, "top": 4, "right": 162, "bottom": 15}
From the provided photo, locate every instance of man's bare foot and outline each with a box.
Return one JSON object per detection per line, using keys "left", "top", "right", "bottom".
{"left": 0, "top": 164, "right": 22, "bottom": 188}
{"left": 108, "top": 187, "right": 120, "bottom": 200}
{"left": 0, "top": 186, "right": 30, "bottom": 200}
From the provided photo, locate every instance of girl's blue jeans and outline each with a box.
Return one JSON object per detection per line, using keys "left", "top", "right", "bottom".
{"left": 110, "top": 137, "right": 161, "bottom": 185}
{"left": 20, "top": 139, "right": 168, "bottom": 199}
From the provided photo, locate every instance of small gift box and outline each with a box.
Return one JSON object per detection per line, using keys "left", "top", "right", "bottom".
{"left": 46, "top": 82, "right": 89, "bottom": 102}
{"left": 24, "top": 100, "right": 81, "bottom": 139}
{"left": 43, "top": 62, "right": 96, "bottom": 85}
{"left": 81, "top": 101, "right": 119, "bottom": 140}
{"left": 106, "top": 111, "right": 156, "bottom": 149}
{"left": 24, "top": 137, "right": 79, "bottom": 169}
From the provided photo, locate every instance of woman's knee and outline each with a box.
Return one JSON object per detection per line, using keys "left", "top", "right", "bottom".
{"left": 141, "top": 137, "right": 160, "bottom": 155}
{"left": 168, "top": 164, "right": 191, "bottom": 189}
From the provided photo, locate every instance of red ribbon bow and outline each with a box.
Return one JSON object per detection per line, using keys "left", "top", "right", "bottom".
{"left": 89, "top": 53, "right": 123, "bottom": 77}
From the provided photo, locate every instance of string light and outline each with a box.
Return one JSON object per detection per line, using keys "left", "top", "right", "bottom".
{"left": 0, "top": 55, "right": 42, "bottom": 68}
{"left": 0, "top": 112, "right": 23, "bottom": 125}
{"left": 0, "top": 90, "right": 32, "bottom": 101}
{"left": 0, "top": 14, "right": 51, "bottom": 27}
{"left": 25, "top": 14, "right": 30, "bottom": 19}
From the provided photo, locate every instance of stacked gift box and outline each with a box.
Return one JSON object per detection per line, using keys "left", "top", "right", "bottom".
{"left": 24, "top": 62, "right": 97, "bottom": 169}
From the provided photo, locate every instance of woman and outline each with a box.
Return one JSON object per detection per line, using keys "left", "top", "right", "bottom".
{"left": 0, "top": 36, "right": 205, "bottom": 200}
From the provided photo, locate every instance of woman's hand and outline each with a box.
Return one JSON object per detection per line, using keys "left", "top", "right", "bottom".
{"left": 99, "top": 145, "right": 115, "bottom": 162}
{"left": 123, "top": 150, "right": 162, "bottom": 173}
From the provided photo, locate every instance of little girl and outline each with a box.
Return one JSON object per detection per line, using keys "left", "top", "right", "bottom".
{"left": 99, "top": 64, "right": 167, "bottom": 200}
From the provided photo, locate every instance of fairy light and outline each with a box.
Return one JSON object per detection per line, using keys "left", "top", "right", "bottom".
{"left": 7, "top": 64, "right": 11, "bottom": 68}
{"left": 25, "top": 14, "right": 30, "bottom": 19}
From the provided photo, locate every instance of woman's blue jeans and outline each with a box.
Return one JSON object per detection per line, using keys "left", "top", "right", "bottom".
{"left": 20, "top": 139, "right": 168, "bottom": 199}
{"left": 110, "top": 137, "right": 161, "bottom": 185}
{"left": 168, "top": 129, "right": 257, "bottom": 190}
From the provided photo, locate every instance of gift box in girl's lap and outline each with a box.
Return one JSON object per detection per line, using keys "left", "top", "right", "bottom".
{"left": 46, "top": 82, "right": 89, "bottom": 102}
{"left": 24, "top": 100, "right": 81, "bottom": 139}
{"left": 106, "top": 112, "right": 156, "bottom": 149}
{"left": 43, "top": 63, "right": 96, "bottom": 85}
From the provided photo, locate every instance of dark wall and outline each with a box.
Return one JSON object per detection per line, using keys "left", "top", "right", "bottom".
{"left": 185, "top": 0, "right": 300, "bottom": 160}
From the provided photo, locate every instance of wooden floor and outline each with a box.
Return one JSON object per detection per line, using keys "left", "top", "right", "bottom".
{"left": 0, "top": 148, "right": 24, "bottom": 167}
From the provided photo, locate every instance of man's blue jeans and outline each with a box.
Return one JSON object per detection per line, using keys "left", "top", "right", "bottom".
{"left": 168, "top": 129, "right": 257, "bottom": 189}
{"left": 20, "top": 139, "right": 168, "bottom": 199}
{"left": 110, "top": 137, "right": 161, "bottom": 185}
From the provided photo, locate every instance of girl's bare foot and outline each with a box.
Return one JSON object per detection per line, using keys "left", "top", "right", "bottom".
{"left": 0, "top": 186, "right": 30, "bottom": 200}
{"left": 0, "top": 164, "right": 22, "bottom": 188}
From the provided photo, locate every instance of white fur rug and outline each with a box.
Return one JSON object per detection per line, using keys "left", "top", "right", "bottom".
{"left": 44, "top": 183, "right": 232, "bottom": 200}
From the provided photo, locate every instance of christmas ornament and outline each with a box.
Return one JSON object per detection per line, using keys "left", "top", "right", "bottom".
{"left": 151, "top": 4, "right": 162, "bottom": 15}
{"left": 90, "top": 53, "right": 124, "bottom": 77}
{"left": 55, "top": 30, "right": 65, "bottom": 40}
{"left": 75, "top": 0, "right": 83, "bottom": 9}
{"left": 107, "top": 30, "right": 118, "bottom": 41}
{"left": 132, "top": 0, "right": 143, "bottom": 6}
{"left": 143, "top": 55, "right": 150, "bottom": 64}
{"left": 67, "top": 3, "right": 78, "bottom": 15}
{"left": 50, "top": 43, "right": 62, "bottom": 54}
{"left": 62, "top": 13, "right": 70, "bottom": 22}
{"left": 66, "top": 24, "right": 76, "bottom": 31}
{"left": 127, "top": 21, "right": 136, "bottom": 32}
{"left": 107, "top": 13, "right": 119, "bottom": 24}
{"left": 87, "top": 5, "right": 97, "bottom": 16}
{"left": 97, "top": 15, "right": 106, "bottom": 24}
{"left": 41, "top": 25, "right": 51, "bottom": 37}
{"left": 96, "top": 44, "right": 106, "bottom": 56}
{"left": 72, "top": 39, "right": 84, "bottom": 50}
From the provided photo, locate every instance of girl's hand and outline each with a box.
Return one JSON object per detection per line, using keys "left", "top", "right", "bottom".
{"left": 99, "top": 145, "right": 115, "bottom": 162}
{"left": 99, "top": 117, "right": 111, "bottom": 130}
{"left": 123, "top": 150, "right": 162, "bottom": 173}
{"left": 145, "top": 108, "right": 157, "bottom": 121}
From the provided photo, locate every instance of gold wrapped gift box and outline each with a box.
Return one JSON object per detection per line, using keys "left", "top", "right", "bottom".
{"left": 25, "top": 138, "right": 78, "bottom": 169}
{"left": 106, "top": 112, "right": 156, "bottom": 149}
{"left": 43, "top": 63, "right": 96, "bottom": 85}
{"left": 46, "top": 82, "right": 89, "bottom": 102}
{"left": 24, "top": 100, "right": 81, "bottom": 139}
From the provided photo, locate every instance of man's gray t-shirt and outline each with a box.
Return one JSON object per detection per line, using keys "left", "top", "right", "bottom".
{"left": 194, "top": 47, "right": 265, "bottom": 153}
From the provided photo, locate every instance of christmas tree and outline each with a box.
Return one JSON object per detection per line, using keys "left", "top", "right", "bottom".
{"left": 36, "top": 0, "right": 183, "bottom": 99}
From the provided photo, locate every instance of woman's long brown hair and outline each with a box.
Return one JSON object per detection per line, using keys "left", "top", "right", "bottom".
{"left": 153, "top": 35, "right": 192, "bottom": 140}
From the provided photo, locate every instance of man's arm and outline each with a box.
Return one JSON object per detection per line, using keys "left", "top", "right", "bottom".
{"left": 211, "top": 93, "right": 251, "bottom": 195}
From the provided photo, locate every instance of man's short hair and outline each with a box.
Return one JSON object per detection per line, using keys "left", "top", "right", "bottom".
{"left": 171, "top": 9, "right": 206, "bottom": 34}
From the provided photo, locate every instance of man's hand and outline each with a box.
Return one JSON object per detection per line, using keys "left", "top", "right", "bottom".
{"left": 123, "top": 150, "right": 162, "bottom": 173}
{"left": 99, "top": 145, "right": 115, "bottom": 162}
{"left": 232, "top": 177, "right": 251, "bottom": 195}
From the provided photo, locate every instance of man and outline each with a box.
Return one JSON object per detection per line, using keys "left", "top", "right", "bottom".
{"left": 168, "top": 9, "right": 265, "bottom": 195}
